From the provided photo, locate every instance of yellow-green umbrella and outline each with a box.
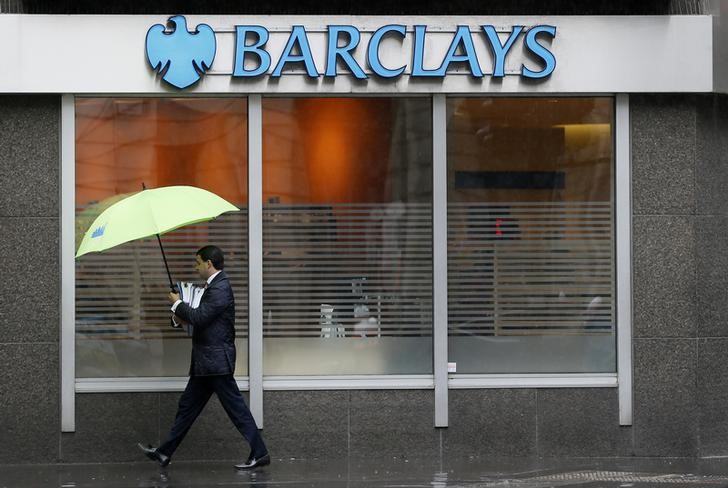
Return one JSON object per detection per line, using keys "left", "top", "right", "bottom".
{"left": 76, "top": 185, "right": 239, "bottom": 289}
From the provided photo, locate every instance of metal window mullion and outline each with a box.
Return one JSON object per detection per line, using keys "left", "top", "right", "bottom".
{"left": 248, "top": 95, "right": 264, "bottom": 428}
{"left": 433, "top": 94, "right": 448, "bottom": 427}
{"left": 75, "top": 377, "right": 250, "bottom": 392}
{"left": 263, "top": 375, "right": 435, "bottom": 390}
{"left": 449, "top": 373, "right": 617, "bottom": 389}
{"left": 616, "top": 94, "right": 633, "bottom": 426}
{"left": 61, "top": 94, "right": 76, "bottom": 432}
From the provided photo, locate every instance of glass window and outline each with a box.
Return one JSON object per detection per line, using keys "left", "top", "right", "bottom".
{"left": 447, "top": 97, "right": 615, "bottom": 373}
{"left": 262, "top": 97, "right": 433, "bottom": 375}
{"left": 75, "top": 98, "right": 248, "bottom": 377}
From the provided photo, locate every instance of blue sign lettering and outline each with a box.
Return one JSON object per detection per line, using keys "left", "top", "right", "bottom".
{"left": 436, "top": 25, "right": 483, "bottom": 77}
{"left": 367, "top": 24, "right": 407, "bottom": 78}
{"left": 482, "top": 25, "right": 523, "bottom": 78}
{"left": 233, "top": 25, "right": 271, "bottom": 77}
{"left": 146, "top": 17, "right": 558, "bottom": 89}
{"left": 411, "top": 25, "right": 441, "bottom": 77}
{"left": 326, "top": 25, "right": 367, "bottom": 79}
{"left": 271, "top": 25, "right": 318, "bottom": 77}
{"left": 521, "top": 25, "right": 557, "bottom": 78}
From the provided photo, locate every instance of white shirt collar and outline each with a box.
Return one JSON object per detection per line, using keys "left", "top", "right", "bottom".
{"left": 207, "top": 270, "right": 222, "bottom": 286}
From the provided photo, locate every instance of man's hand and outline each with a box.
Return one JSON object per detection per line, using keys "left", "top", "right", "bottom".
{"left": 168, "top": 292, "right": 180, "bottom": 304}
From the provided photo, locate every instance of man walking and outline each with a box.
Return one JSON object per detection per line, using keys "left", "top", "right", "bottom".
{"left": 138, "top": 245, "right": 269, "bottom": 470}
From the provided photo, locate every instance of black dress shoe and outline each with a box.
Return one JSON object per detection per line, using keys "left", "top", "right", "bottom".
{"left": 234, "top": 453, "right": 270, "bottom": 470}
{"left": 137, "top": 443, "right": 170, "bottom": 467}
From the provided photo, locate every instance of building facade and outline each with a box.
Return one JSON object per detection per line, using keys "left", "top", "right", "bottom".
{"left": 1, "top": 1, "right": 728, "bottom": 464}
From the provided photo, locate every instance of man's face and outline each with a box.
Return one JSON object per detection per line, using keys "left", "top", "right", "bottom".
{"left": 194, "top": 254, "right": 212, "bottom": 280}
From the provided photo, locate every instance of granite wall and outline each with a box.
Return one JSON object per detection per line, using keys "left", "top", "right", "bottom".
{"left": 0, "top": 95, "right": 61, "bottom": 463}
{"left": 1, "top": 93, "right": 726, "bottom": 463}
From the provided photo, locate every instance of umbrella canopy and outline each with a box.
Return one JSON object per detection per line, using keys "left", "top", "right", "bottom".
{"left": 75, "top": 191, "right": 136, "bottom": 254}
{"left": 76, "top": 185, "right": 239, "bottom": 259}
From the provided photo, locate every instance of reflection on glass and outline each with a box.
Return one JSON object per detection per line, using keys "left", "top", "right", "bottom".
{"left": 447, "top": 97, "right": 615, "bottom": 373}
{"left": 262, "top": 98, "right": 433, "bottom": 375}
{"left": 75, "top": 98, "right": 248, "bottom": 377}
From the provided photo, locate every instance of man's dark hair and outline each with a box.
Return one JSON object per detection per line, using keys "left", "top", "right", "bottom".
{"left": 197, "top": 245, "right": 224, "bottom": 270}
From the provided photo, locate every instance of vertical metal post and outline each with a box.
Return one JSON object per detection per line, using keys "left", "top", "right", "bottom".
{"left": 433, "top": 94, "right": 448, "bottom": 427}
{"left": 248, "top": 95, "right": 265, "bottom": 427}
{"left": 61, "top": 94, "right": 76, "bottom": 432}
{"left": 616, "top": 94, "right": 633, "bottom": 426}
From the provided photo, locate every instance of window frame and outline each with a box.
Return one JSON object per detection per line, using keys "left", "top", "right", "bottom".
{"left": 60, "top": 93, "right": 632, "bottom": 432}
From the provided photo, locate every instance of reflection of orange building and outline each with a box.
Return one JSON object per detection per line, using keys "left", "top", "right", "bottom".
{"left": 263, "top": 98, "right": 429, "bottom": 205}
{"left": 75, "top": 98, "right": 248, "bottom": 208}
{"left": 259, "top": 97, "right": 612, "bottom": 206}
{"left": 77, "top": 97, "right": 425, "bottom": 208}
{"left": 76, "top": 97, "right": 612, "bottom": 211}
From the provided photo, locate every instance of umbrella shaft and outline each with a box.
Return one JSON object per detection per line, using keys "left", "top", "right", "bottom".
{"left": 155, "top": 233, "right": 175, "bottom": 291}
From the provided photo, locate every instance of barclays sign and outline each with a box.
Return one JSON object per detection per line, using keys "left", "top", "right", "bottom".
{"left": 146, "top": 16, "right": 556, "bottom": 90}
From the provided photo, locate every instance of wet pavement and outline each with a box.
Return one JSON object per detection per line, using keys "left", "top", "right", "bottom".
{"left": 3, "top": 457, "right": 728, "bottom": 487}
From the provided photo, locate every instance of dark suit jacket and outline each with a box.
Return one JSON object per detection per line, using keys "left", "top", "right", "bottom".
{"left": 173, "top": 270, "right": 237, "bottom": 376}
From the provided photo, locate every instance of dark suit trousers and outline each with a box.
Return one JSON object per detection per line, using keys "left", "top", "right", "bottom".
{"left": 158, "top": 374, "right": 267, "bottom": 459}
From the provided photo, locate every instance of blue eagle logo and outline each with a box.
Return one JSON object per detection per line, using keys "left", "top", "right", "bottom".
{"left": 145, "top": 15, "right": 216, "bottom": 89}
{"left": 91, "top": 224, "right": 107, "bottom": 239}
